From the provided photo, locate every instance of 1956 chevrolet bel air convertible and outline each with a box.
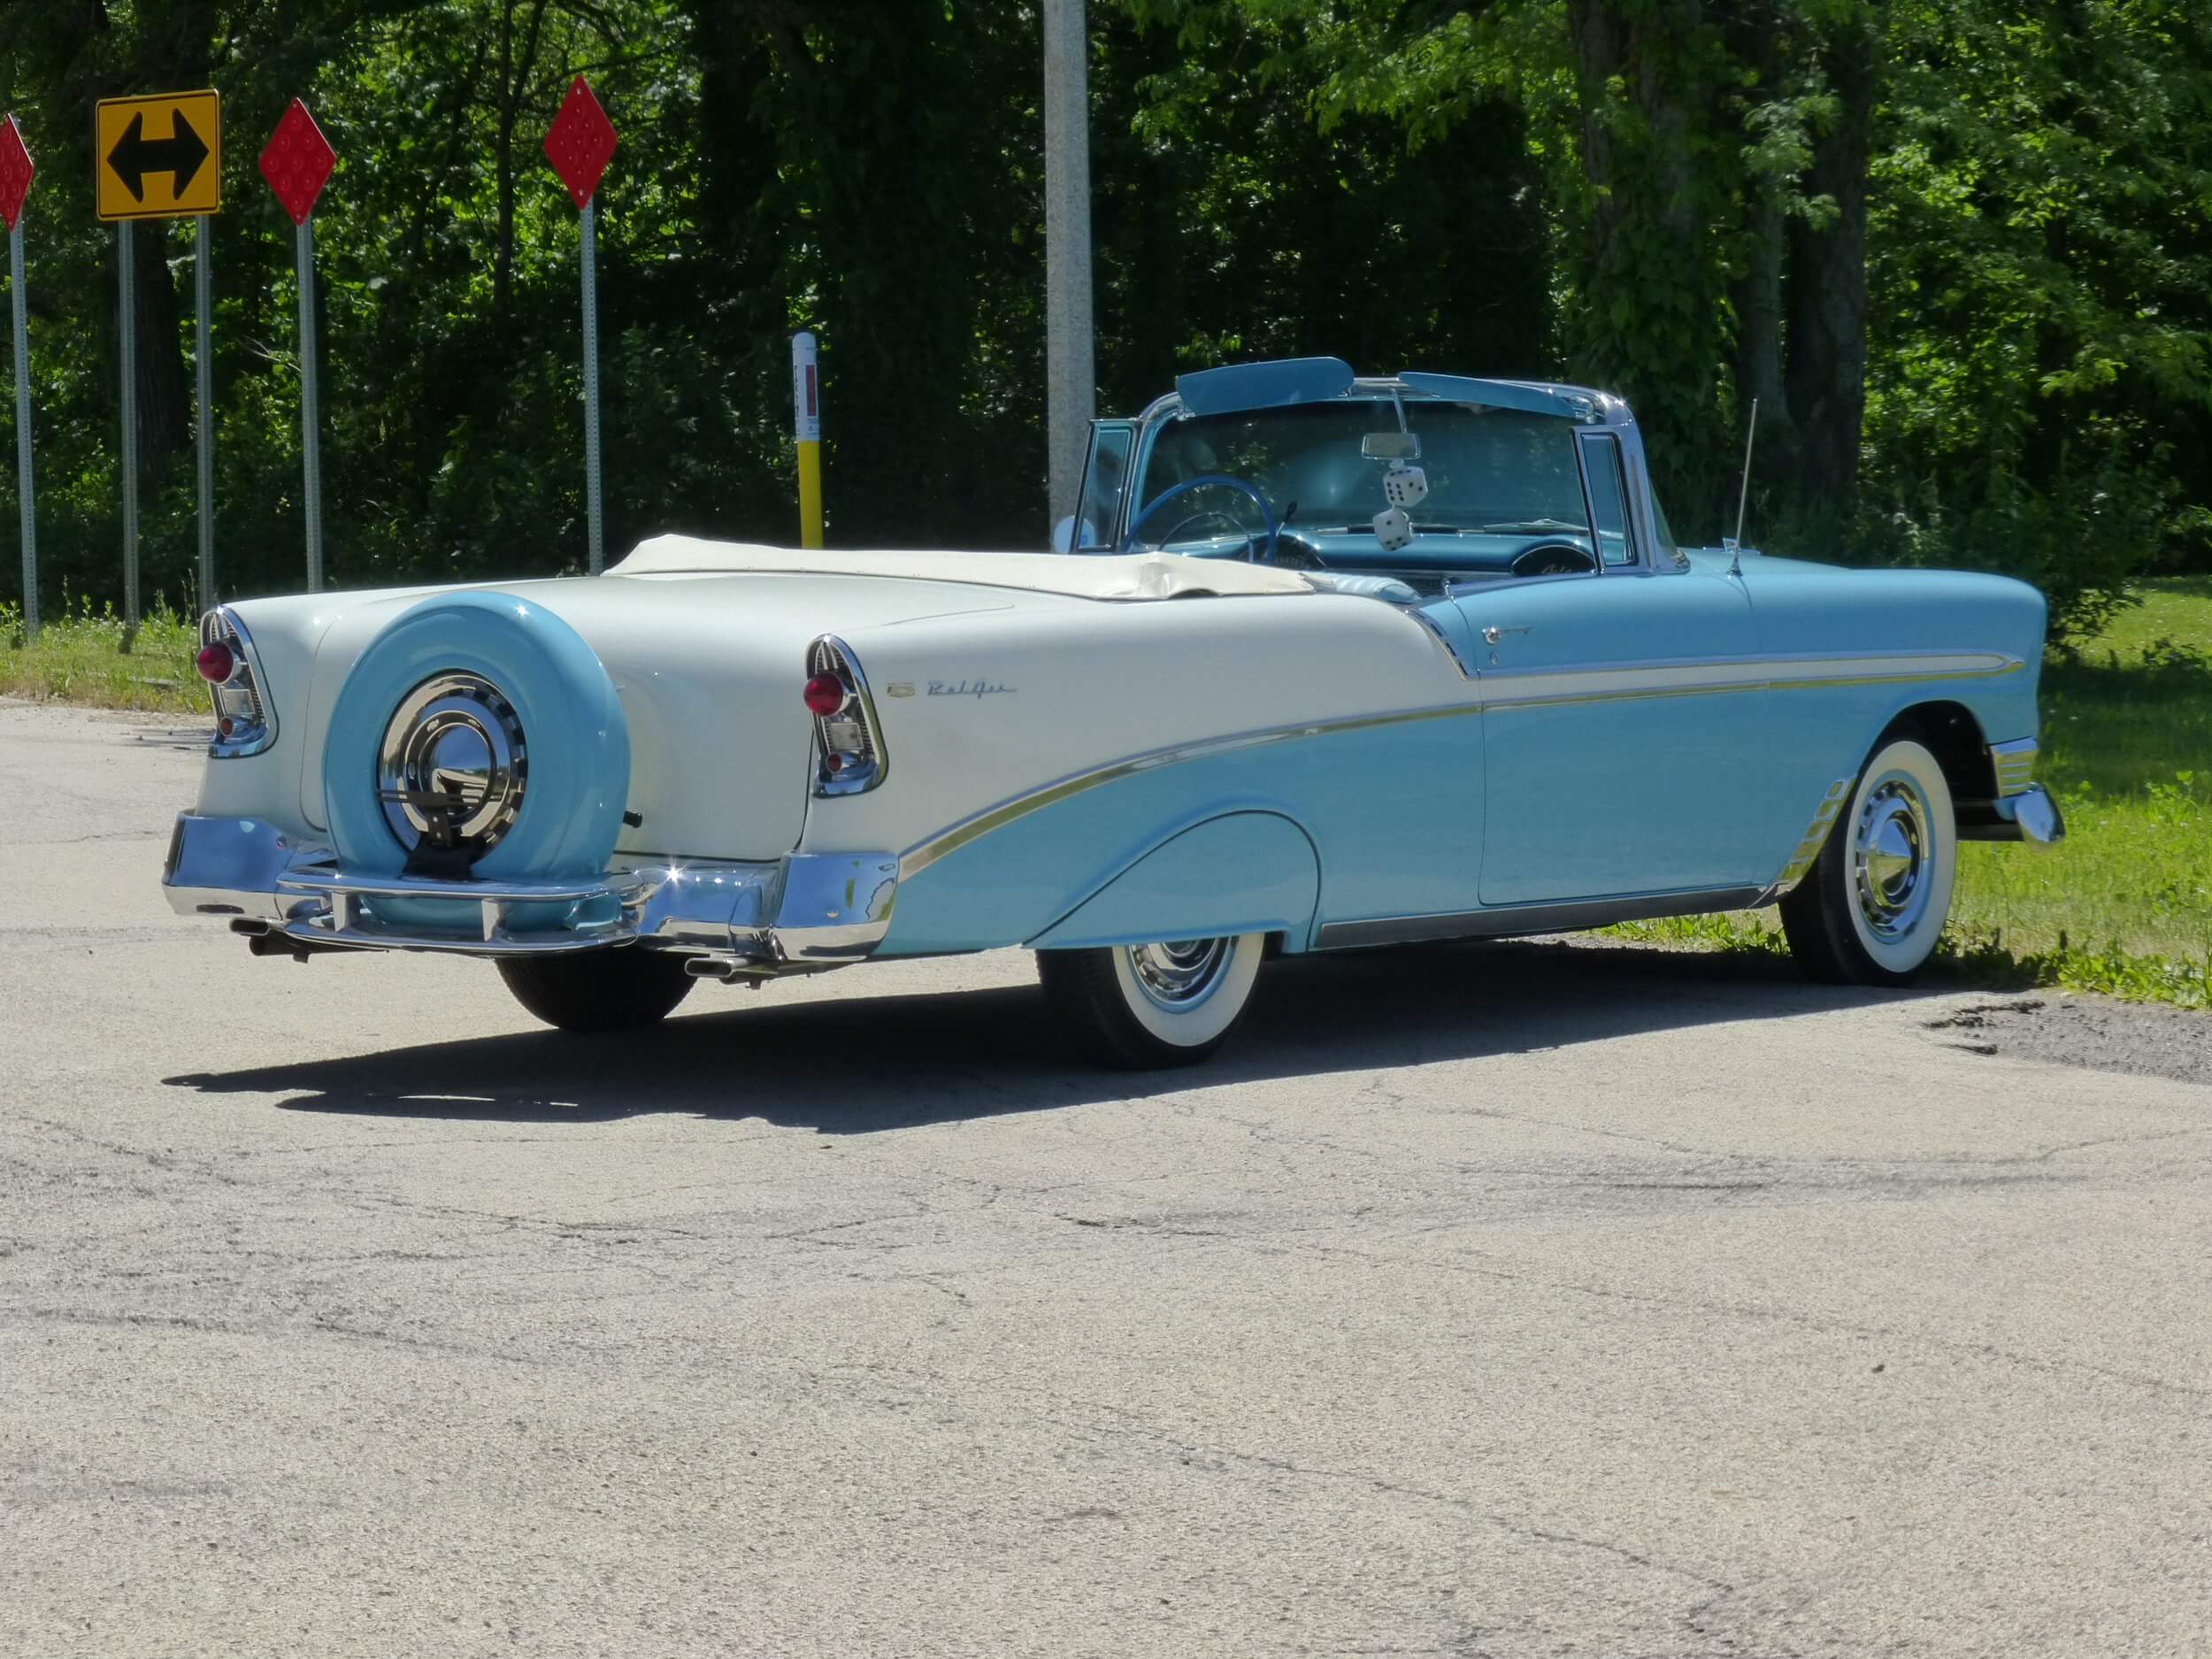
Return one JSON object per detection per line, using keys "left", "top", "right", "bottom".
{"left": 164, "top": 358, "right": 2063, "bottom": 1067}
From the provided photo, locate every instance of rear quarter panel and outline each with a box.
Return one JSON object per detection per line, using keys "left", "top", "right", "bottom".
{"left": 814, "top": 592, "right": 1482, "bottom": 955}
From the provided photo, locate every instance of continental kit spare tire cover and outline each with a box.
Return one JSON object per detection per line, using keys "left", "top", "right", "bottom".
{"left": 322, "top": 591, "right": 631, "bottom": 893}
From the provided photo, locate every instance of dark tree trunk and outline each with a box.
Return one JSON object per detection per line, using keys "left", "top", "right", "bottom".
{"left": 492, "top": 0, "right": 553, "bottom": 322}
{"left": 1783, "top": 15, "right": 1877, "bottom": 527}
{"left": 1725, "top": 1, "right": 1802, "bottom": 503}
{"left": 1736, "top": 185, "right": 1800, "bottom": 475}
{"left": 686, "top": 4, "right": 781, "bottom": 297}
{"left": 1564, "top": 0, "right": 1729, "bottom": 517}
{"left": 128, "top": 219, "right": 192, "bottom": 466}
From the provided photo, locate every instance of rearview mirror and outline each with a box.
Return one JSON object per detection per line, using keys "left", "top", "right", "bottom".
{"left": 1361, "top": 431, "right": 1422, "bottom": 461}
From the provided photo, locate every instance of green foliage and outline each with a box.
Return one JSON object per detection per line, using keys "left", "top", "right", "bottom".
{"left": 1857, "top": 0, "right": 2212, "bottom": 639}
{"left": 0, "top": 0, "right": 2205, "bottom": 618}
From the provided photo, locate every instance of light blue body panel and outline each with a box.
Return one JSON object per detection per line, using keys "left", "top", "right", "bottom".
{"left": 1176, "top": 357, "right": 1357, "bottom": 416}
{"left": 1730, "top": 554, "right": 2045, "bottom": 860}
{"left": 1029, "top": 811, "right": 1320, "bottom": 949}
{"left": 1457, "top": 569, "right": 1772, "bottom": 902}
{"left": 875, "top": 712, "right": 1485, "bottom": 958}
{"left": 1396, "top": 372, "right": 1601, "bottom": 421}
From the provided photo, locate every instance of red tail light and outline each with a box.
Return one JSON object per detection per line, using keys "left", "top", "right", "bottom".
{"left": 803, "top": 673, "right": 848, "bottom": 716}
{"left": 196, "top": 641, "right": 235, "bottom": 684}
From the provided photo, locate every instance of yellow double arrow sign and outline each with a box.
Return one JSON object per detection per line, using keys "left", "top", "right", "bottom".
{"left": 96, "top": 91, "right": 221, "bottom": 221}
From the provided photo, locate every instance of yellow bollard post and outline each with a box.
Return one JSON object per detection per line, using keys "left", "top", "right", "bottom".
{"left": 791, "top": 331, "right": 823, "bottom": 549}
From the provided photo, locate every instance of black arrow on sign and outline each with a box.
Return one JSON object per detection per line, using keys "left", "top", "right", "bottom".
{"left": 105, "top": 110, "right": 210, "bottom": 204}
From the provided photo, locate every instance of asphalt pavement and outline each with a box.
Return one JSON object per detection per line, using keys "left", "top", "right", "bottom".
{"left": 4, "top": 700, "right": 2209, "bottom": 1658}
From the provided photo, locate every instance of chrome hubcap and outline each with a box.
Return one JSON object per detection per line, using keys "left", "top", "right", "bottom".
{"left": 1852, "top": 776, "right": 1931, "bottom": 941}
{"left": 378, "top": 673, "right": 527, "bottom": 860}
{"left": 1125, "top": 937, "right": 1233, "bottom": 1011}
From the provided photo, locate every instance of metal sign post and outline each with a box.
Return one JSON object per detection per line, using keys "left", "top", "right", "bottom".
{"left": 194, "top": 214, "right": 212, "bottom": 608}
{"left": 1, "top": 116, "right": 35, "bottom": 640}
{"left": 1042, "top": 0, "right": 1096, "bottom": 529}
{"left": 791, "top": 332, "right": 822, "bottom": 549}
{"left": 259, "top": 98, "right": 335, "bottom": 593}
{"left": 542, "top": 76, "right": 618, "bottom": 575}
{"left": 295, "top": 218, "right": 321, "bottom": 590}
{"left": 119, "top": 219, "right": 138, "bottom": 631}
{"left": 97, "top": 89, "right": 221, "bottom": 634}
{"left": 580, "top": 196, "right": 602, "bottom": 573}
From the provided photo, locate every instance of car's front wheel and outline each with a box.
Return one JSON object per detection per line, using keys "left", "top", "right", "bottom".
{"left": 498, "top": 948, "right": 696, "bottom": 1033}
{"left": 1779, "top": 735, "right": 1957, "bottom": 987}
{"left": 1036, "top": 933, "right": 1267, "bottom": 1069}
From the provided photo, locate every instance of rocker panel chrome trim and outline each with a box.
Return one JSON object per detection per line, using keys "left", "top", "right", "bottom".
{"left": 1313, "top": 886, "right": 1770, "bottom": 950}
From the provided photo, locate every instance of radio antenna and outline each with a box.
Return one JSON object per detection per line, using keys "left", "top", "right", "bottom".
{"left": 1729, "top": 397, "right": 1758, "bottom": 578}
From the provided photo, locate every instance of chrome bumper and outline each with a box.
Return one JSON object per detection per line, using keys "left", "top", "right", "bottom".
{"left": 161, "top": 812, "right": 898, "bottom": 969}
{"left": 1958, "top": 782, "right": 2066, "bottom": 846}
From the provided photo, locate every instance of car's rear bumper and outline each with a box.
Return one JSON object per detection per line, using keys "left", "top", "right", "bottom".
{"left": 160, "top": 812, "right": 897, "bottom": 970}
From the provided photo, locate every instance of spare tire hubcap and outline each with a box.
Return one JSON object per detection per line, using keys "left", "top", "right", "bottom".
{"left": 378, "top": 673, "right": 527, "bottom": 859}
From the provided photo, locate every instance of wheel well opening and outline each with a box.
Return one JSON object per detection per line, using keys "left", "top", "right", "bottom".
{"left": 1884, "top": 701, "right": 1996, "bottom": 803}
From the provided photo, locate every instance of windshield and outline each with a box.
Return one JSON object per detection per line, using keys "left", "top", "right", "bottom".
{"left": 1133, "top": 399, "right": 1591, "bottom": 537}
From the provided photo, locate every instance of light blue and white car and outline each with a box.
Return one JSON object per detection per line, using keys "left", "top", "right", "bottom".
{"left": 165, "top": 357, "right": 2062, "bottom": 1066}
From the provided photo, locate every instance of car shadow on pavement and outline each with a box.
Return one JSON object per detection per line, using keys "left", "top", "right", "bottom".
{"left": 163, "top": 938, "right": 1947, "bottom": 1133}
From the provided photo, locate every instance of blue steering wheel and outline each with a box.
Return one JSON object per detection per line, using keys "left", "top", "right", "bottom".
{"left": 1120, "top": 473, "right": 1279, "bottom": 563}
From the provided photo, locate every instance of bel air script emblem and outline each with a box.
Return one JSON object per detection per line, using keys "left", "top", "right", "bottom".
{"left": 926, "top": 679, "right": 1015, "bottom": 699}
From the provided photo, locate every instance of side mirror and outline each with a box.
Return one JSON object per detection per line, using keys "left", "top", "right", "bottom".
{"left": 1051, "top": 515, "right": 1075, "bottom": 554}
{"left": 1361, "top": 431, "right": 1422, "bottom": 461}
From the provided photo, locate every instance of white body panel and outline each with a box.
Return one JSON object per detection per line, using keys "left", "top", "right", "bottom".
{"left": 192, "top": 541, "right": 1450, "bottom": 869}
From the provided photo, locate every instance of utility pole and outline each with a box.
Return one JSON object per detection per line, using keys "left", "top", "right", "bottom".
{"left": 1042, "top": 0, "right": 1094, "bottom": 532}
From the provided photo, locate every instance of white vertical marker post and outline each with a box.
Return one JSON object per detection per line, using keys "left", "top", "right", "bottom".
{"left": 791, "top": 332, "right": 822, "bottom": 549}
{"left": 0, "top": 116, "right": 35, "bottom": 639}
{"left": 542, "top": 78, "right": 619, "bottom": 575}
{"left": 258, "top": 98, "right": 335, "bottom": 592}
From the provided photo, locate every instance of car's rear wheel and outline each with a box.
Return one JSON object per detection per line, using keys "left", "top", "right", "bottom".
{"left": 1779, "top": 736, "right": 1957, "bottom": 987}
{"left": 1037, "top": 933, "right": 1267, "bottom": 1069}
{"left": 498, "top": 949, "right": 695, "bottom": 1033}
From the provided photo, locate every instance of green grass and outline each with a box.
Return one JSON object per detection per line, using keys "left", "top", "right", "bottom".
{"left": 1, "top": 602, "right": 205, "bottom": 714}
{"left": 8, "top": 581, "right": 2210, "bottom": 1008}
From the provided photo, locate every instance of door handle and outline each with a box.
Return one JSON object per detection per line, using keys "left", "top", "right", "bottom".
{"left": 1481, "top": 624, "right": 1532, "bottom": 646}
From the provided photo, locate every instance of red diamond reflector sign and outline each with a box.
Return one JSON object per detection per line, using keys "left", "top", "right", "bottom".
{"left": 543, "top": 77, "right": 617, "bottom": 211}
{"left": 259, "top": 98, "right": 334, "bottom": 227}
{"left": 0, "top": 116, "right": 32, "bottom": 233}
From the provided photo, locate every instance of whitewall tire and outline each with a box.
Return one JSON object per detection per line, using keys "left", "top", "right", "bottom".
{"left": 1780, "top": 736, "right": 1957, "bottom": 987}
{"left": 1036, "top": 933, "right": 1267, "bottom": 1069}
